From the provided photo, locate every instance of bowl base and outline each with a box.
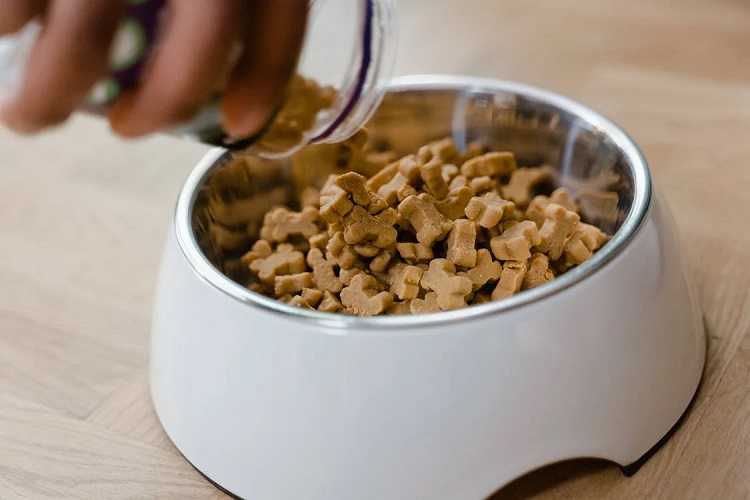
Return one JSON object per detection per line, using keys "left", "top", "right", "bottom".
{"left": 621, "top": 350, "right": 704, "bottom": 477}
{"left": 172, "top": 377, "right": 703, "bottom": 500}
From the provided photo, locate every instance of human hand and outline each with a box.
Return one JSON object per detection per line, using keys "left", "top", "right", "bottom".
{"left": 0, "top": 0, "right": 308, "bottom": 139}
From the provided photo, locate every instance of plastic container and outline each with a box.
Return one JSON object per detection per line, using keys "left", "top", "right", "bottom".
{"left": 0, "top": 0, "right": 396, "bottom": 158}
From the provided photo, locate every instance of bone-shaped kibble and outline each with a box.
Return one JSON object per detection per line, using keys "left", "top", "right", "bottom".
{"left": 490, "top": 220, "right": 542, "bottom": 261}
{"left": 376, "top": 173, "right": 409, "bottom": 206}
{"left": 396, "top": 212, "right": 414, "bottom": 233}
{"left": 327, "top": 221, "right": 343, "bottom": 238}
{"left": 420, "top": 259, "right": 473, "bottom": 311}
{"left": 365, "top": 162, "right": 399, "bottom": 193}
{"left": 420, "top": 157, "right": 450, "bottom": 200}
{"left": 469, "top": 176, "right": 495, "bottom": 194}
{"left": 340, "top": 273, "right": 394, "bottom": 316}
{"left": 525, "top": 188, "right": 578, "bottom": 228}
{"left": 459, "top": 249, "right": 503, "bottom": 291}
{"left": 417, "top": 138, "right": 459, "bottom": 164}
{"left": 576, "top": 222, "right": 609, "bottom": 251}
{"left": 353, "top": 242, "right": 380, "bottom": 258}
{"left": 336, "top": 172, "right": 389, "bottom": 214}
{"left": 398, "top": 194, "right": 454, "bottom": 245}
{"left": 241, "top": 239, "right": 273, "bottom": 268}
{"left": 288, "top": 295, "right": 313, "bottom": 309}
{"left": 307, "top": 248, "right": 343, "bottom": 293}
{"left": 335, "top": 171, "right": 371, "bottom": 206}
{"left": 274, "top": 272, "right": 314, "bottom": 297}
{"left": 386, "top": 300, "right": 412, "bottom": 315}
{"left": 398, "top": 155, "right": 422, "bottom": 185}
{"left": 562, "top": 222, "right": 609, "bottom": 266}
{"left": 320, "top": 176, "right": 355, "bottom": 223}
{"left": 248, "top": 281, "right": 268, "bottom": 295}
{"left": 436, "top": 185, "right": 474, "bottom": 221}
{"left": 465, "top": 192, "right": 515, "bottom": 228}
{"left": 301, "top": 287, "right": 324, "bottom": 308}
{"left": 342, "top": 206, "right": 398, "bottom": 248}
{"left": 537, "top": 203, "right": 580, "bottom": 261}
{"left": 410, "top": 292, "right": 440, "bottom": 314}
{"left": 446, "top": 219, "right": 478, "bottom": 267}
{"left": 326, "top": 232, "right": 361, "bottom": 269}
{"left": 397, "top": 182, "right": 418, "bottom": 203}
{"left": 366, "top": 193, "right": 389, "bottom": 214}
{"left": 248, "top": 243, "right": 307, "bottom": 285}
{"left": 309, "top": 233, "right": 328, "bottom": 252}
{"left": 562, "top": 236, "right": 592, "bottom": 268}
{"left": 458, "top": 141, "right": 486, "bottom": 165}
{"left": 396, "top": 242, "right": 434, "bottom": 262}
{"left": 370, "top": 249, "right": 394, "bottom": 274}
{"left": 502, "top": 166, "right": 554, "bottom": 208}
{"left": 460, "top": 151, "right": 517, "bottom": 178}
{"left": 259, "top": 206, "right": 321, "bottom": 243}
{"left": 522, "top": 253, "right": 554, "bottom": 290}
{"left": 492, "top": 260, "right": 527, "bottom": 299}
{"left": 338, "top": 267, "right": 364, "bottom": 287}
{"left": 318, "top": 290, "right": 344, "bottom": 313}
{"left": 388, "top": 263, "right": 424, "bottom": 300}
{"left": 449, "top": 175, "right": 469, "bottom": 192}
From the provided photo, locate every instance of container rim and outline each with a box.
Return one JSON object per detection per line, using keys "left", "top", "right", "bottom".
{"left": 173, "top": 75, "right": 652, "bottom": 330}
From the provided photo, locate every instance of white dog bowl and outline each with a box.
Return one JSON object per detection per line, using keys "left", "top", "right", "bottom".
{"left": 151, "top": 75, "right": 705, "bottom": 499}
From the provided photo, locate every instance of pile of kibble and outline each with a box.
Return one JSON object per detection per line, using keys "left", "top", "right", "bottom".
{"left": 202, "top": 134, "right": 611, "bottom": 316}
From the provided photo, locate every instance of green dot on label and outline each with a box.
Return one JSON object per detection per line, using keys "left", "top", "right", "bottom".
{"left": 109, "top": 18, "right": 147, "bottom": 71}
{"left": 88, "top": 78, "right": 121, "bottom": 106}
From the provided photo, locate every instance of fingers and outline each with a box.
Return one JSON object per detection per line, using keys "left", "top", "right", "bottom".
{"left": 0, "top": 0, "right": 308, "bottom": 138}
{"left": 0, "top": 0, "right": 125, "bottom": 133}
{"left": 0, "top": 0, "right": 45, "bottom": 34}
{"left": 109, "top": 0, "right": 246, "bottom": 137}
{"left": 221, "top": 0, "right": 309, "bottom": 138}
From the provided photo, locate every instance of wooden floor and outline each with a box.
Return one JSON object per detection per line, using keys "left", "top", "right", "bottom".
{"left": 1, "top": 0, "right": 749, "bottom": 498}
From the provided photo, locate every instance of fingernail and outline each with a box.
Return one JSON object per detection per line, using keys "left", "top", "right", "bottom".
{"left": 222, "top": 105, "right": 276, "bottom": 140}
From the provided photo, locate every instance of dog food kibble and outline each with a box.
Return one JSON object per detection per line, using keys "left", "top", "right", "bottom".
{"left": 340, "top": 273, "right": 394, "bottom": 316}
{"left": 249, "top": 75, "right": 338, "bottom": 155}
{"left": 492, "top": 260, "right": 527, "bottom": 300}
{"left": 223, "top": 138, "right": 611, "bottom": 315}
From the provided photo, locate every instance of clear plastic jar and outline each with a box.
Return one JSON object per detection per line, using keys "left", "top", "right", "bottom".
{"left": 0, "top": 0, "right": 396, "bottom": 158}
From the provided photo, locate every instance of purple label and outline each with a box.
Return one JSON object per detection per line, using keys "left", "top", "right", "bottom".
{"left": 89, "top": 0, "right": 165, "bottom": 106}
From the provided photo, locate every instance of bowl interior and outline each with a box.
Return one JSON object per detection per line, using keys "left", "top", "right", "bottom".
{"left": 183, "top": 77, "right": 648, "bottom": 323}
{"left": 365, "top": 83, "right": 635, "bottom": 234}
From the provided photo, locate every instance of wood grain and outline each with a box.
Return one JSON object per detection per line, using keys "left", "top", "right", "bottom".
{"left": 1, "top": 0, "right": 750, "bottom": 498}
{"left": 0, "top": 393, "right": 215, "bottom": 499}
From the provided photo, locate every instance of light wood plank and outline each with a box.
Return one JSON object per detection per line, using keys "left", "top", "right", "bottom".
{"left": 0, "top": 393, "right": 215, "bottom": 500}
{"left": 207, "top": 492, "right": 234, "bottom": 500}
{"left": 87, "top": 368, "right": 177, "bottom": 454}
{"left": 0, "top": 119, "right": 206, "bottom": 418}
